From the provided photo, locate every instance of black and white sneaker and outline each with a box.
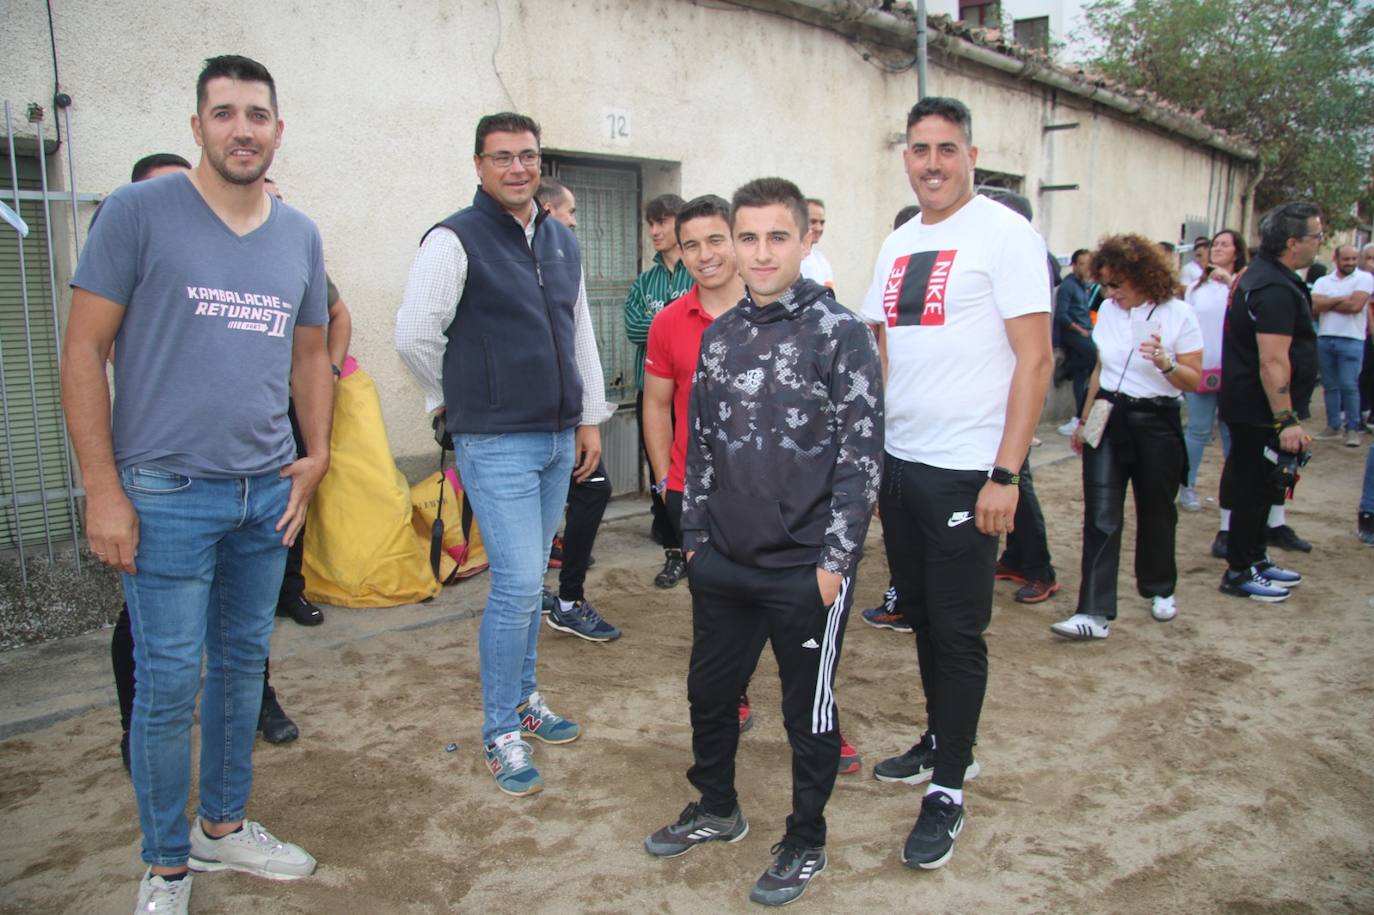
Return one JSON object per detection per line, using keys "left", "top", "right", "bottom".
{"left": 655, "top": 550, "right": 687, "bottom": 589}
{"left": 644, "top": 801, "right": 748, "bottom": 858}
{"left": 749, "top": 839, "right": 826, "bottom": 907}
{"left": 873, "top": 733, "right": 980, "bottom": 786}
{"left": 902, "top": 791, "right": 965, "bottom": 870}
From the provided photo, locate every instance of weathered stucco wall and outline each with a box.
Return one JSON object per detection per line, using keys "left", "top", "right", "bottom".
{"left": 1, "top": 0, "right": 1248, "bottom": 464}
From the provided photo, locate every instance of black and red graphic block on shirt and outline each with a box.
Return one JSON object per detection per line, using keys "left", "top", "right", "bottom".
{"left": 881, "top": 250, "right": 958, "bottom": 328}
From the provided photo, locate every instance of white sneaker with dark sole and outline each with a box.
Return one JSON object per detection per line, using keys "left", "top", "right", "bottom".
{"left": 187, "top": 818, "right": 316, "bottom": 880}
{"left": 1150, "top": 595, "right": 1177, "bottom": 621}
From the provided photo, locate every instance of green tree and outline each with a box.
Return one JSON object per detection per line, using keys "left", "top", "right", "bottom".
{"left": 1078, "top": 0, "right": 1374, "bottom": 228}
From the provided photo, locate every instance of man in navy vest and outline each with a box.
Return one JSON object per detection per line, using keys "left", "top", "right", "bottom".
{"left": 396, "top": 113, "right": 614, "bottom": 797}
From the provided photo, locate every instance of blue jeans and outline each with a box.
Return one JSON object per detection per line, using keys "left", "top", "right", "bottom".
{"left": 120, "top": 466, "right": 290, "bottom": 867}
{"left": 454, "top": 430, "right": 575, "bottom": 744}
{"left": 1183, "top": 392, "right": 1232, "bottom": 487}
{"left": 1318, "top": 335, "right": 1364, "bottom": 431}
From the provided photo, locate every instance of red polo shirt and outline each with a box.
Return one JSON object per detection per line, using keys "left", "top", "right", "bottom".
{"left": 644, "top": 286, "right": 717, "bottom": 493}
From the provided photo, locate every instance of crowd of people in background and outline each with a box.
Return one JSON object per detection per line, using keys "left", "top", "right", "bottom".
{"left": 59, "top": 51, "right": 1374, "bottom": 915}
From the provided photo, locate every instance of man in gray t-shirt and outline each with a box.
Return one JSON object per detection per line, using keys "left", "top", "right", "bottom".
{"left": 62, "top": 55, "right": 329, "bottom": 912}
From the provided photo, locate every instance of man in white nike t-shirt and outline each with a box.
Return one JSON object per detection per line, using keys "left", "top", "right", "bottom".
{"left": 861, "top": 96, "right": 1053, "bottom": 872}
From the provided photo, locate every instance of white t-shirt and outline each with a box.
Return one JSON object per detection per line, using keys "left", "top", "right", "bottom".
{"left": 861, "top": 194, "right": 1051, "bottom": 470}
{"left": 800, "top": 246, "right": 834, "bottom": 287}
{"left": 1312, "top": 269, "right": 1373, "bottom": 340}
{"left": 1184, "top": 277, "right": 1229, "bottom": 372}
{"left": 1092, "top": 297, "right": 1203, "bottom": 400}
{"left": 1179, "top": 260, "right": 1205, "bottom": 288}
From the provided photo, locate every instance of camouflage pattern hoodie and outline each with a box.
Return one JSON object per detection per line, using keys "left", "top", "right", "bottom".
{"left": 681, "top": 277, "right": 884, "bottom": 577}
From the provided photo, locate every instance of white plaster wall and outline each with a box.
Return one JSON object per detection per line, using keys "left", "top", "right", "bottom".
{"left": 1, "top": 0, "right": 1246, "bottom": 465}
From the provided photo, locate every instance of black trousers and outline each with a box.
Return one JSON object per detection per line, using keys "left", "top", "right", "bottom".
{"left": 278, "top": 400, "right": 307, "bottom": 608}
{"left": 1220, "top": 422, "right": 1285, "bottom": 573}
{"left": 997, "top": 458, "right": 1055, "bottom": 582}
{"left": 557, "top": 460, "right": 611, "bottom": 602}
{"left": 685, "top": 545, "right": 853, "bottom": 846}
{"left": 1077, "top": 406, "right": 1183, "bottom": 618}
{"left": 636, "top": 389, "right": 679, "bottom": 549}
{"left": 665, "top": 488, "right": 683, "bottom": 543}
{"left": 880, "top": 455, "right": 996, "bottom": 790}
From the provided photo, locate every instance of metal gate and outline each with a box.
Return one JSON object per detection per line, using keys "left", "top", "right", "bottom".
{"left": 1, "top": 101, "right": 93, "bottom": 584}
{"left": 546, "top": 159, "right": 642, "bottom": 496}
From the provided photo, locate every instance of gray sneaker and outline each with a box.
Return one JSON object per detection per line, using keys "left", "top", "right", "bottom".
{"left": 135, "top": 869, "right": 192, "bottom": 914}
{"left": 1315, "top": 426, "right": 1343, "bottom": 442}
{"left": 750, "top": 839, "right": 826, "bottom": 906}
{"left": 1345, "top": 429, "right": 1361, "bottom": 448}
{"left": 187, "top": 818, "right": 316, "bottom": 880}
{"left": 1178, "top": 486, "right": 1201, "bottom": 512}
{"left": 645, "top": 801, "right": 749, "bottom": 857}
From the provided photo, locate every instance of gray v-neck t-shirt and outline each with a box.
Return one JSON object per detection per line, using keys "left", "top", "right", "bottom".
{"left": 72, "top": 172, "right": 327, "bottom": 478}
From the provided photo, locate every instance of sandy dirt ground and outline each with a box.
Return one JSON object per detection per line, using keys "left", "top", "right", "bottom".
{"left": 2, "top": 432, "right": 1373, "bottom": 914}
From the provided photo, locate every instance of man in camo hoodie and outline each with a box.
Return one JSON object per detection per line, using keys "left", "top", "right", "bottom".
{"left": 643, "top": 177, "right": 883, "bottom": 908}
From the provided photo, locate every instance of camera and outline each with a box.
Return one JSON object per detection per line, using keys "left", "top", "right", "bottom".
{"left": 432, "top": 413, "right": 453, "bottom": 451}
{"left": 1263, "top": 438, "right": 1311, "bottom": 497}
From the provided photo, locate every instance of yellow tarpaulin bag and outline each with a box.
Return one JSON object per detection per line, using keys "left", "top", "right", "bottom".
{"left": 410, "top": 467, "right": 490, "bottom": 581}
{"left": 302, "top": 362, "right": 444, "bottom": 607}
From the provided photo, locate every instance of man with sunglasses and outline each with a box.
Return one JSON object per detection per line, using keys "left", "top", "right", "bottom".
{"left": 396, "top": 112, "right": 613, "bottom": 797}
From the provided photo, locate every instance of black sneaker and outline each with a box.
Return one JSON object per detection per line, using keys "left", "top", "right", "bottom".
{"left": 1266, "top": 524, "right": 1312, "bottom": 553}
{"left": 874, "top": 733, "right": 980, "bottom": 786}
{"left": 644, "top": 801, "right": 748, "bottom": 858}
{"left": 258, "top": 686, "right": 299, "bottom": 744}
{"left": 655, "top": 549, "right": 686, "bottom": 589}
{"left": 277, "top": 595, "right": 324, "bottom": 626}
{"left": 1210, "top": 530, "right": 1228, "bottom": 560}
{"left": 902, "top": 791, "right": 965, "bottom": 870}
{"left": 749, "top": 839, "right": 826, "bottom": 907}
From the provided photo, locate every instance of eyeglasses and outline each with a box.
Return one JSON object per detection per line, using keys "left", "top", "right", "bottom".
{"left": 480, "top": 150, "right": 540, "bottom": 169}
{"left": 1301, "top": 231, "right": 1325, "bottom": 242}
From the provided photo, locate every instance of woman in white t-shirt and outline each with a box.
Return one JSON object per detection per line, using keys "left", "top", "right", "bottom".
{"left": 1179, "top": 229, "right": 1247, "bottom": 512}
{"left": 1053, "top": 235, "right": 1203, "bottom": 641}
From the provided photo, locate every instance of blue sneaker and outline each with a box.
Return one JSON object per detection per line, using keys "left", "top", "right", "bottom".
{"left": 1254, "top": 560, "right": 1301, "bottom": 588}
{"left": 484, "top": 733, "right": 543, "bottom": 797}
{"left": 546, "top": 597, "right": 622, "bottom": 642}
{"left": 518, "top": 691, "right": 581, "bottom": 744}
{"left": 1219, "top": 567, "right": 1290, "bottom": 603}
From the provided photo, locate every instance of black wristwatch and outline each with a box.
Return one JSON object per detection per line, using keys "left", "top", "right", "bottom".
{"left": 988, "top": 466, "right": 1020, "bottom": 486}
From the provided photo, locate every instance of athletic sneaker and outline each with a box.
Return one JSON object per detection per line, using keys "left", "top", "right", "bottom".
{"left": 739, "top": 694, "right": 754, "bottom": 733}
{"left": 258, "top": 686, "right": 299, "bottom": 745}
{"left": 540, "top": 588, "right": 556, "bottom": 616}
{"left": 1314, "top": 426, "right": 1343, "bottom": 442}
{"left": 1253, "top": 560, "right": 1302, "bottom": 588}
{"left": 1050, "top": 613, "right": 1110, "bottom": 640}
{"left": 839, "top": 733, "right": 861, "bottom": 774}
{"left": 993, "top": 562, "right": 1028, "bottom": 585}
{"left": 1218, "top": 567, "right": 1290, "bottom": 603}
{"left": 873, "top": 734, "right": 981, "bottom": 786}
{"left": 187, "top": 818, "right": 316, "bottom": 880}
{"left": 655, "top": 549, "right": 686, "bottom": 588}
{"left": 546, "top": 598, "right": 622, "bottom": 642}
{"left": 548, "top": 535, "right": 564, "bottom": 569}
{"left": 1266, "top": 524, "right": 1312, "bottom": 553}
{"left": 483, "top": 732, "right": 543, "bottom": 797}
{"left": 1346, "top": 429, "right": 1362, "bottom": 448}
{"left": 1178, "top": 486, "right": 1201, "bottom": 512}
{"left": 1359, "top": 512, "right": 1374, "bottom": 546}
{"left": 1210, "top": 530, "right": 1228, "bottom": 560}
{"left": 1056, "top": 416, "right": 1080, "bottom": 436}
{"left": 1013, "top": 579, "right": 1060, "bottom": 604}
{"left": 517, "top": 691, "right": 581, "bottom": 744}
{"left": 1150, "top": 594, "right": 1177, "bottom": 622}
{"left": 750, "top": 839, "right": 826, "bottom": 907}
{"left": 902, "top": 791, "right": 964, "bottom": 870}
{"left": 861, "top": 586, "right": 911, "bottom": 632}
{"left": 644, "top": 801, "right": 748, "bottom": 857}
{"left": 135, "top": 869, "right": 192, "bottom": 914}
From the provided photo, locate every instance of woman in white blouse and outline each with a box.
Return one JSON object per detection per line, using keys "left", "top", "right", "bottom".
{"left": 1179, "top": 229, "right": 1247, "bottom": 512}
{"left": 1053, "top": 234, "right": 1203, "bottom": 641}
